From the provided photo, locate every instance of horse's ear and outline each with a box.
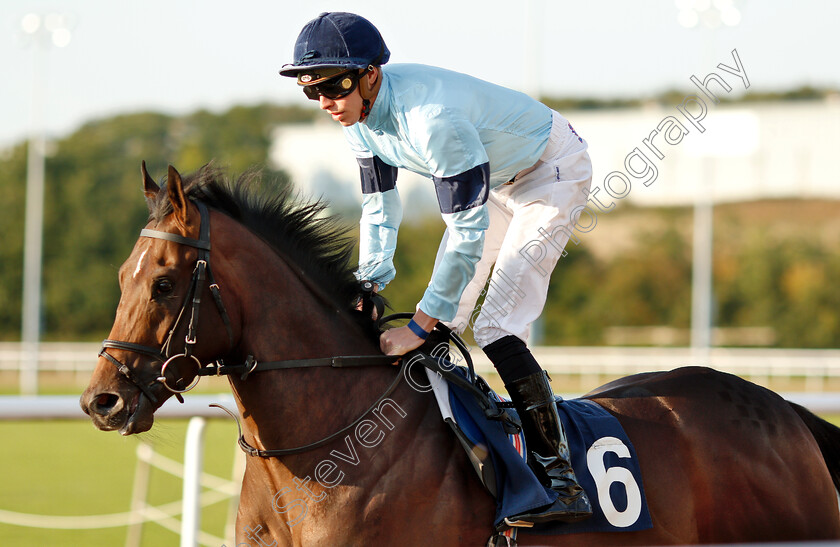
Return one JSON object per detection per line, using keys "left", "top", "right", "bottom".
{"left": 141, "top": 161, "right": 159, "bottom": 202}
{"left": 166, "top": 165, "right": 191, "bottom": 231}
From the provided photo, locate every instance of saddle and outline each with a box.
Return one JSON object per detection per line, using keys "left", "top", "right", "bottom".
{"left": 400, "top": 323, "right": 653, "bottom": 546}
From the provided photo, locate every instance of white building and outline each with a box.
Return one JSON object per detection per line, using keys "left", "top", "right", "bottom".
{"left": 268, "top": 98, "right": 840, "bottom": 215}
{"left": 268, "top": 119, "right": 438, "bottom": 220}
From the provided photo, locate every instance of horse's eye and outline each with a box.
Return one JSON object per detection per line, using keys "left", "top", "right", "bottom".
{"left": 153, "top": 278, "right": 173, "bottom": 297}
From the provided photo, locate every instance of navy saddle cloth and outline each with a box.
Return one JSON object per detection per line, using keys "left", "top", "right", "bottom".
{"left": 443, "top": 368, "right": 653, "bottom": 535}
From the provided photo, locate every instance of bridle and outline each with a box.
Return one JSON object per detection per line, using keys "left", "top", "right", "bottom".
{"left": 97, "top": 198, "right": 405, "bottom": 456}
{"left": 98, "top": 201, "right": 234, "bottom": 404}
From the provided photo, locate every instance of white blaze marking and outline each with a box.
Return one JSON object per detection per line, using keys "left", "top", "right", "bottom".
{"left": 133, "top": 249, "right": 148, "bottom": 279}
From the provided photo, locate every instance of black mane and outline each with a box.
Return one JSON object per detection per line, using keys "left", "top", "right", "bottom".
{"left": 148, "top": 164, "right": 376, "bottom": 336}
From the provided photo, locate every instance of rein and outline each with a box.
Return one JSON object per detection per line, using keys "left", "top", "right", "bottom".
{"left": 205, "top": 344, "right": 518, "bottom": 458}
{"left": 212, "top": 356, "right": 409, "bottom": 457}
{"left": 201, "top": 315, "right": 519, "bottom": 458}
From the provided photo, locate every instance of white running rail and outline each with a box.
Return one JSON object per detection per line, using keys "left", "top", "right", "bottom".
{"left": 5, "top": 342, "right": 840, "bottom": 389}
{"left": 0, "top": 394, "right": 242, "bottom": 547}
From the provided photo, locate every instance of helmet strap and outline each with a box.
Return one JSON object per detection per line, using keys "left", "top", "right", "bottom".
{"left": 358, "top": 65, "right": 379, "bottom": 122}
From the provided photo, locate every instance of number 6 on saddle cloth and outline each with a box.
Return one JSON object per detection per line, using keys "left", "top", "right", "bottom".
{"left": 410, "top": 329, "right": 652, "bottom": 537}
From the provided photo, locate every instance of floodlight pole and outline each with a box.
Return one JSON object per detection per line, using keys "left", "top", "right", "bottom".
{"left": 690, "top": 160, "right": 714, "bottom": 354}
{"left": 19, "top": 13, "right": 72, "bottom": 395}
{"left": 20, "top": 23, "right": 48, "bottom": 396}
{"left": 676, "top": 1, "right": 742, "bottom": 361}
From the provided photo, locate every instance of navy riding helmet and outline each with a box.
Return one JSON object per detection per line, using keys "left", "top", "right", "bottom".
{"left": 279, "top": 12, "right": 390, "bottom": 78}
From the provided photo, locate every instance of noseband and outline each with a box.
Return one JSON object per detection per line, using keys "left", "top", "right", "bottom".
{"left": 98, "top": 201, "right": 234, "bottom": 404}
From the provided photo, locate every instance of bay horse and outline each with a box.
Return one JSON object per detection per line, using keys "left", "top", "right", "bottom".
{"left": 81, "top": 163, "right": 840, "bottom": 546}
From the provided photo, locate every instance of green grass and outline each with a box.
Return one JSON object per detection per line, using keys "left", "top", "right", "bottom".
{"left": 3, "top": 405, "right": 840, "bottom": 546}
{"left": 0, "top": 418, "right": 239, "bottom": 546}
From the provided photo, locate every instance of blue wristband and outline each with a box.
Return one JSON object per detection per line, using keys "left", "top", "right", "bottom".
{"left": 407, "top": 318, "right": 430, "bottom": 340}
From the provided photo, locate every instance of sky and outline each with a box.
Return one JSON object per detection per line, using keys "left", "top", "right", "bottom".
{"left": 2, "top": 0, "right": 839, "bottom": 148}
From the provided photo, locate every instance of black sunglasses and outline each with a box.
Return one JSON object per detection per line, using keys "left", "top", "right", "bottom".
{"left": 302, "top": 70, "right": 365, "bottom": 101}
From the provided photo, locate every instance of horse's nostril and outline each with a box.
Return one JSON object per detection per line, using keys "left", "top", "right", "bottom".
{"left": 91, "top": 392, "right": 121, "bottom": 415}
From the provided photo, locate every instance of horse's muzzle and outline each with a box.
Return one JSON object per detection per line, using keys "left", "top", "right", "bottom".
{"left": 80, "top": 388, "right": 154, "bottom": 435}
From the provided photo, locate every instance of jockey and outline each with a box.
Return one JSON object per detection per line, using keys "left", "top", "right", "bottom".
{"left": 280, "top": 12, "right": 593, "bottom": 524}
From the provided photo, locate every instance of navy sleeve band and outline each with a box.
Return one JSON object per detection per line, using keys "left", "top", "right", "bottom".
{"left": 358, "top": 156, "right": 398, "bottom": 194}
{"left": 432, "top": 163, "right": 490, "bottom": 214}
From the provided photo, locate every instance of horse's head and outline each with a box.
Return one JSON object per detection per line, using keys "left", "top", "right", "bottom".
{"left": 80, "top": 163, "right": 237, "bottom": 434}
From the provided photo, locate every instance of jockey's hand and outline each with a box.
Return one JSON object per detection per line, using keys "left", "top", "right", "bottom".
{"left": 380, "top": 309, "right": 438, "bottom": 360}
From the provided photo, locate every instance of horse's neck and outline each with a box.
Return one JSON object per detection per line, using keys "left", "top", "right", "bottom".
{"left": 212, "top": 218, "right": 494, "bottom": 543}
{"left": 214, "top": 214, "right": 391, "bottom": 452}
{"left": 212, "top": 211, "right": 377, "bottom": 360}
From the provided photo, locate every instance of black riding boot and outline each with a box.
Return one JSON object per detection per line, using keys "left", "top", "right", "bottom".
{"left": 506, "top": 371, "right": 592, "bottom": 524}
